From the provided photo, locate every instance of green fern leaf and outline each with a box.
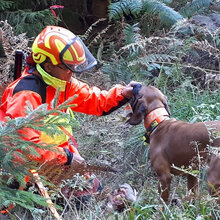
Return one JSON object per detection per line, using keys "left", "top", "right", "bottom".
{"left": 142, "top": 0, "right": 183, "bottom": 26}
{"left": 123, "top": 23, "right": 140, "bottom": 45}
{"left": 109, "top": 0, "right": 183, "bottom": 27}
{"left": 180, "top": 0, "right": 213, "bottom": 18}
{"left": 0, "top": 0, "right": 13, "bottom": 11}
{"left": 108, "top": 0, "right": 142, "bottom": 21}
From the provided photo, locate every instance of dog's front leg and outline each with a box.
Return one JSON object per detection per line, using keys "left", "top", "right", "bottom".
{"left": 151, "top": 146, "right": 172, "bottom": 203}
{"left": 151, "top": 151, "right": 172, "bottom": 203}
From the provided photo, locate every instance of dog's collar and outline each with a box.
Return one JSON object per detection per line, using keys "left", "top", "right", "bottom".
{"left": 144, "top": 108, "right": 170, "bottom": 143}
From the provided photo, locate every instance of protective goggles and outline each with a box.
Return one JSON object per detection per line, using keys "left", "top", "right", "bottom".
{"left": 59, "top": 37, "right": 97, "bottom": 73}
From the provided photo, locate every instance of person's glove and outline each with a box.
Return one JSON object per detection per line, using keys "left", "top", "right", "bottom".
{"left": 64, "top": 149, "right": 87, "bottom": 170}
{"left": 121, "top": 81, "right": 142, "bottom": 99}
{"left": 71, "top": 153, "right": 87, "bottom": 170}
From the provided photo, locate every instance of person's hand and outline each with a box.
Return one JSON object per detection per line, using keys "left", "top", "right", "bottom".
{"left": 121, "top": 81, "right": 142, "bottom": 99}
{"left": 71, "top": 154, "right": 87, "bottom": 171}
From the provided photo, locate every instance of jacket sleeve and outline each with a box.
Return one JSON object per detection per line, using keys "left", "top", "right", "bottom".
{"left": 68, "top": 78, "right": 129, "bottom": 116}
{"left": 1, "top": 90, "right": 68, "bottom": 164}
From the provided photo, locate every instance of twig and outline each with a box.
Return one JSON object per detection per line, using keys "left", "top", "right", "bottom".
{"left": 30, "top": 169, "right": 63, "bottom": 220}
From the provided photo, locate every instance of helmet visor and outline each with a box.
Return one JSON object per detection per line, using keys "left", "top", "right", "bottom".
{"left": 59, "top": 37, "right": 97, "bottom": 73}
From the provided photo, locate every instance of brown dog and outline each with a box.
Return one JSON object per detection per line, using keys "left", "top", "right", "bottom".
{"left": 128, "top": 84, "right": 220, "bottom": 203}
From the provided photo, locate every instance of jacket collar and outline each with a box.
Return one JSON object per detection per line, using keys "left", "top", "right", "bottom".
{"left": 36, "top": 64, "right": 66, "bottom": 91}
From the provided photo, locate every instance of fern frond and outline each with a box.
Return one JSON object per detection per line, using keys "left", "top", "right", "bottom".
{"left": 192, "top": 40, "right": 220, "bottom": 56}
{"left": 123, "top": 23, "right": 141, "bottom": 45}
{"left": 81, "top": 18, "right": 107, "bottom": 41}
{"left": 87, "top": 24, "right": 111, "bottom": 46}
{"left": 129, "top": 54, "right": 177, "bottom": 67}
{"left": 108, "top": 0, "right": 142, "bottom": 20}
{"left": 0, "top": 9, "right": 58, "bottom": 37}
{"left": 102, "top": 58, "right": 134, "bottom": 83}
{"left": 117, "top": 38, "right": 146, "bottom": 57}
{"left": 0, "top": 0, "right": 13, "bottom": 11}
{"left": 109, "top": 0, "right": 183, "bottom": 27}
{"left": 180, "top": 0, "right": 213, "bottom": 18}
{"left": 142, "top": 0, "right": 183, "bottom": 26}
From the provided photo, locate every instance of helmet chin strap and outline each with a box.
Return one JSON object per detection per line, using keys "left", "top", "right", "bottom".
{"left": 36, "top": 64, "right": 66, "bottom": 91}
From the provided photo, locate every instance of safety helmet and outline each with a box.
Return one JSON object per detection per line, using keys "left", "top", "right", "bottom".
{"left": 32, "top": 26, "right": 97, "bottom": 73}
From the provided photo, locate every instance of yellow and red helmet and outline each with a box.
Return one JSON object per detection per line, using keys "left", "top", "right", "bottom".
{"left": 32, "top": 26, "right": 97, "bottom": 73}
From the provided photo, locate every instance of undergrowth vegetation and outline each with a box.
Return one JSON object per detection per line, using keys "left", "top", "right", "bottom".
{"left": 72, "top": 1, "right": 220, "bottom": 218}
{"left": 0, "top": 0, "right": 220, "bottom": 219}
{"left": 70, "top": 77, "right": 220, "bottom": 220}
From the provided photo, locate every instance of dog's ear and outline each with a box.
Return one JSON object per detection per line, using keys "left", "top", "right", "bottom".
{"left": 127, "top": 102, "right": 147, "bottom": 125}
{"left": 162, "top": 95, "right": 171, "bottom": 116}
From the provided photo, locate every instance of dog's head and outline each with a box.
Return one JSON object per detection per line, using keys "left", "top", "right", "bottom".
{"left": 128, "top": 84, "right": 171, "bottom": 125}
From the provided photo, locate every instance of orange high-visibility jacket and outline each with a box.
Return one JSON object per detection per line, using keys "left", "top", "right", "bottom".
{"left": 0, "top": 68, "right": 128, "bottom": 164}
